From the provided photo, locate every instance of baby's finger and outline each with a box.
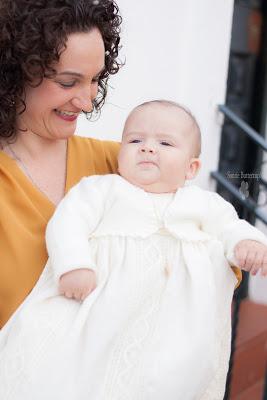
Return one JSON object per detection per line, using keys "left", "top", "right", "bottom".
{"left": 72, "top": 291, "right": 82, "bottom": 301}
{"left": 250, "top": 266, "right": 259, "bottom": 276}
{"left": 234, "top": 245, "right": 248, "bottom": 267}
{"left": 261, "top": 256, "right": 267, "bottom": 276}
{"left": 250, "top": 253, "right": 264, "bottom": 275}
{"left": 58, "top": 280, "right": 71, "bottom": 294}
{"left": 235, "top": 251, "right": 248, "bottom": 269}
{"left": 65, "top": 291, "right": 74, "bottom": 299}
{"left": 243, "top": 251, "right": 256, "bottom": 271}
{"left": 80, "top": 292, "right": 89, "bottom": 301}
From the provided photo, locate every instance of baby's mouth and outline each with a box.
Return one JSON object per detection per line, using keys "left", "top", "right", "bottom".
{"left": 138, "top": 160, "right": 158, "bottom": 167}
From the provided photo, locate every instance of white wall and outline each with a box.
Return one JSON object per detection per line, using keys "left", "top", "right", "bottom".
{"left": 76, "top": 0, "right": 234, "bottom": 190}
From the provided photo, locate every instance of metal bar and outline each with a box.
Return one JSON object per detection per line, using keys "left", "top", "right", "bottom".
{"left": 214, "top": 106, "right": 267, "bottom": 400}
{"left": 211, "top": 171, "right": 267, "bottom": 225}
{"left": 263, "top": 366, "right": 267, "bottom": 400}
{"left": 223, "top": 297, "right": 242, "bottom": 400}
{"left": 218, "top": 104, "right": 267, "bottom": 151}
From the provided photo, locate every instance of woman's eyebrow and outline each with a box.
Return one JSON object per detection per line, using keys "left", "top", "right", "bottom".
{"left": 56, "top": 71, "right": 83, "bottom": 78}
{"left": 56, "top": 67, "right": 105, "bottom": 79}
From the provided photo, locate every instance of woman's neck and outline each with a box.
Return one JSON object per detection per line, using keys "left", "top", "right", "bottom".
{"left": 1, "top": 131, "right": 69, "bottom": 206}
{"left": 2, "top": 131, "right": 67, "bottom": 160}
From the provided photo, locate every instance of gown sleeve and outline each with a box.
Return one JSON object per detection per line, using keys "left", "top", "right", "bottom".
{"left": 46, "top": 175, "right": 109, "bottom": 283}
{"left": 202, "top": 192, "right": 267, "bottom": 265}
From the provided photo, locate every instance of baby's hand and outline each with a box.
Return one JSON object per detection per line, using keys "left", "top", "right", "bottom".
{"left": 234, "top": 240, "right": 267, "bottom": 276}
{"left": 59, "top": 268, "right": 97, "bottom": 301}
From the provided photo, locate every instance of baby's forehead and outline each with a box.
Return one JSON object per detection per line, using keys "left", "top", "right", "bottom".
{"left": 128, "top": 102, "right": 187, "bottom": 119}
{"left": 123, "top": 104, "right": 194, "bottom": 137}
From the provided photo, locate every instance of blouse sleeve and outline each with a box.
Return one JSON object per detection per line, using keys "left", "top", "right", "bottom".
{"left": 46, "top": 175, "right": 109, "bottom": 283}
{"left": 202, "top": 192, "right": 267, "bottom": 265}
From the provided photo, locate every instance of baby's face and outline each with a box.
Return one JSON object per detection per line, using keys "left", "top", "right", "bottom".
{"left": 118, "top": 104, "right": 201, "bottom": 193}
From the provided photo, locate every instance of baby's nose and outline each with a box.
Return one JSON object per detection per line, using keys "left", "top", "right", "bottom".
{"left": 140, "top": 145, "right": 156, "bottom": 154}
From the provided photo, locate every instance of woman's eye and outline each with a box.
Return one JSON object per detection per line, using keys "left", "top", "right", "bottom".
{"left": 129, "top": 139, "right": 141, "bottom": 143}
{"left": 160, "top": 141, "right": 172, "bottom": 146}
{"left": 58, "top": 81, "right": 76, "bottom": 88}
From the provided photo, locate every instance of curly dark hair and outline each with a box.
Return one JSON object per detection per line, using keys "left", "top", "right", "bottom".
{"left": 0, "top": 0, "right": 122, "bottom": 139}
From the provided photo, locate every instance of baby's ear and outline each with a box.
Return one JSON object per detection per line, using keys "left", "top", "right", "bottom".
{"left": 186, "top": 158, "right": 201, "bottom": 180}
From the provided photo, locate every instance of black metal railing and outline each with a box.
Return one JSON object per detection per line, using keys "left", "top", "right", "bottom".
{"left": 211, "top": 170, "right": 267, "bottom": 225}
{"left": 212, "top": 104, "right": 267, "bottom": 400}
{"left": 218, "top": 105, "right": 267, "bottom": 152}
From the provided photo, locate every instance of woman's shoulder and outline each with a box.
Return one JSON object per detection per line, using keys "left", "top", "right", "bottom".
{"left": 70, "top": 135, "right": 120, "bottom": 156}
{"left": 67, "top": 136, "right": 120, "bottom": 186}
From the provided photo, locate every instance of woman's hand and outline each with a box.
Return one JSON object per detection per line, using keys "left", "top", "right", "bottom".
{"left": 59, "top": 268, "right": 97, "bottom": 301}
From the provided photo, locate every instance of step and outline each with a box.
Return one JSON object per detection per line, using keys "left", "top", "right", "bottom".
{"left": 232, "top": 380, "right": 264, "bottom": 400}
{"left": 229, "top": 300, "right": 267, "bottom": 398}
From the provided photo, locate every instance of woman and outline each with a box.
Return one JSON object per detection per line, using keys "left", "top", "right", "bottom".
{"left": 0, "top": 0, "right": 122, "bottom": 328}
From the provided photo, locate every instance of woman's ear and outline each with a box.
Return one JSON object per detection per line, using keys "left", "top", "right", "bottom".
{"left": 185, "top": 158, "right": 201, "bottom": 180}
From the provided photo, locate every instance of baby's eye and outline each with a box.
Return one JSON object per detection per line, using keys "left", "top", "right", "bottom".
{"left": 160, "top": 141, "right": 172, "bottom": 146}
{"left": 129, "top": 139, "right": 141, "bottom": 143}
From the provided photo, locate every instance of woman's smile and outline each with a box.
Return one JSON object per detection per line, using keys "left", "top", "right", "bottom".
{"left": 54, "top": 109, "right": 80, "bottom": 122}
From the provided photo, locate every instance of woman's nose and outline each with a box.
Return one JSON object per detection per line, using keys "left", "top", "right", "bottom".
{"left": 71, "top": 88, "right": 94, "bottom": 113}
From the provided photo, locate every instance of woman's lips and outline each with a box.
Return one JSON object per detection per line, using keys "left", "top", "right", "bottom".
{"left": 54, "top": 110, "right": 79, "bottom": 122}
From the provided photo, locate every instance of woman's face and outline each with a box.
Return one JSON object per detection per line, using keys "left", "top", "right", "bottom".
{"left": 16, "top": 29, "right": 105, "bottom": 140}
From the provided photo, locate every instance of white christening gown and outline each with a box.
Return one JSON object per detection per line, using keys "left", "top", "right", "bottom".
{"left": 0, "top": 175, "right": 266, "bottom": 400}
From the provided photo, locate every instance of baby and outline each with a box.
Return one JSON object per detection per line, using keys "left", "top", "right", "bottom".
{"left": 54, "top": 101, "right": 267, "bottom": 302}
{"left": 1, "top": 100, "right": 267, "bottom": 400}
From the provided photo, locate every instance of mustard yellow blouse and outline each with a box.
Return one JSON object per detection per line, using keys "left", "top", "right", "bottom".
{"left": 0, "top": 136, "right": 120, "bottom": 327}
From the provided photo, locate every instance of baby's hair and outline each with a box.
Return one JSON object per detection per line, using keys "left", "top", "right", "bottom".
{"left": 135, "top": 100, "right": 201, "bottom": 157}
